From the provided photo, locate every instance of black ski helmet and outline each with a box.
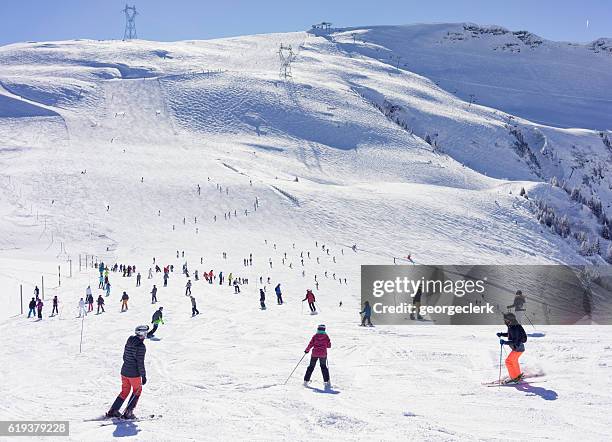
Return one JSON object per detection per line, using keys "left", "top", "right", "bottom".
{"left": 503, "top": 312, "right": 517, "bottom": 323}
{"left": 317, "top": 324, "right": 326, "bottom": 331}
{"left": 516, "top": 290, "right": 523, "bottom": 296}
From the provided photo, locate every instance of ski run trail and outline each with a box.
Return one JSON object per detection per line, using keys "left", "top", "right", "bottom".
{"left": 0, "top": 23, "right": 611, "bottom": 441}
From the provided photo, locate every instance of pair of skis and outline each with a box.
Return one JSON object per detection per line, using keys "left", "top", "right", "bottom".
{"left": 482, "top": 373, "right": 546, "bottom": 387}
{"left": 86, "top": 414, "right": 162, "bottom": 427}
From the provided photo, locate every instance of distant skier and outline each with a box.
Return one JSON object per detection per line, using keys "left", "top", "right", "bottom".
{"left": 106, "top": 282, "right": 111, "bottom": 297}
{"left": 185, "top": 280, "right": 192, "bottom": 296}
{"left": 99, "top": 274, "right": 105, "bottom": 289}
{"left": 27, "top": 297, "right": 36, "bottom": 318}
{"left": 190, "top": 296, "right": 199, "bottom": 316}
{"left": 97, "top": 295, "right": 105, "bottom": 314}
{"left": 303, "top": 289, "right": 316, "bottom": 313}
{"left": 507, "top": 290, "right": 526, "bottom": 311}
{"left": 34, "top": 286, "right": 40, "bottom": 298}
{"left": 51, "top": 295, "right": 59, "bottom": 316}
{"left": 259, "top": 289, "right": 266, "bottom": 310}
{"left": 106, "top": 325, "right": 149, "bottom": 419}
{"left": 303, "top": 324, "right": 331, "bottom": 388}
{"left": 86, "top": 285, "right": 92, "bottom": 300}
{"left": 36, "top": 299, "right": 44, "bottom": 319}
{"left": 410, "top": 283, "right": 424, "bottom": 320}
{"left": 360, "top": 301, "right": 373, "bottom": 326}
{"left": 151, "top": 285, "right": 158, "bottom": 304}
{"left": 78, "top": 298, "right": 87, "bottom": 318}
{"left": 163, "top": 272, "right": 169, "bottom": 287}
{"left": 275, "top": 284, "right": 283, "bottom": 305}
{"left": 497, "top": 312, "right": 528, "bottom": 383}
{"left": 148, "top": 268, "right": 153, "bottom": 279}
{"left": 121, "top": 292, "right": 129, "bottom": 312}
{"left": 233, "top": 279, "right": 241, "bottom": 294}
{"left": 87, "top": 293, "right": 94, "bottom": 312}
{"left": 147, "top": 307, "right": 164, "bottom": 338}
{"left": 136, "top": 272, "right": 141, "bottom": 287}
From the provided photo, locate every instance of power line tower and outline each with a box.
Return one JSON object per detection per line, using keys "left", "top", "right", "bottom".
{"left": 122, "top": 4, "right": 138, "bottom": 41}
{"left": 278, "top": 44, "right": 295, "bottom": 79}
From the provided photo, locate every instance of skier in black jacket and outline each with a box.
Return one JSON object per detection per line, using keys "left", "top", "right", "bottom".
{"left": 497, "top": 312, "right": 527, "bottom": 383}
{"left": 106, "top": 325, "right": 149, "bottom": 419}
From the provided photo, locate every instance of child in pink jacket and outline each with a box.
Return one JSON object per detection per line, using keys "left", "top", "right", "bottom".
{"left": 304, "top": 324, "right": 331, "bottom": 388}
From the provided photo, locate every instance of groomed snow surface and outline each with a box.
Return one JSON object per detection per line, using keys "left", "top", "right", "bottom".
{"left": 0, "top": 23, "right": 611, "bottom": 440}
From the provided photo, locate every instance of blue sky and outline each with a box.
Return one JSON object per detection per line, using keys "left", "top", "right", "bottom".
{"left": 1, "top": 0, "right": 610, "bottom": 46}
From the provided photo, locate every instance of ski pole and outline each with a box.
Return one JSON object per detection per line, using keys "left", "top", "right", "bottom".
{"left": 284, "top": 353, "right": 307, "bottom": 385}
{"left": 498, "top": 343, "right": 503, "bottom": 386}
{"left": 523, "top": 311, "right": 536, "bottom": 330}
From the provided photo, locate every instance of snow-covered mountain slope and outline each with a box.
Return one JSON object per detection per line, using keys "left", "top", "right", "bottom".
{"left": 0, "top": 24, "right": 611, "bottom": 440}
{"left": 331, "top": 23, "right": 612, "bottom": 130}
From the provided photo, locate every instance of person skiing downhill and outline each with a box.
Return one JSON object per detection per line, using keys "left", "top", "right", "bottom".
{"left": 303, "top": 289, "right": 316, "bottom": 313}
{"left": 147, "top": 307, "right": 164, "bottom": 338}
{"left": 190, "top": 296, "right": 199, "bottom": 316}
{"left": 106, "top": 325, "right": 149, "bottom": 419}
{"left": 121, "top": 292, "right": 129, "bottom": 312}
{"left": 360, "top": 301, "right": 373, "bottom": 326}
{"left": 259, "top": 289, "right": 266, "bottom": 310}
{"left": 275, "top": 284, "right": 283, "bottom": 305}
{"left": 497, "top": 312, "right": 528, "bottom": 383}
{"left": 151, "top": 285, "right": 158, "bottom": 304}
{"left": 185, "top": 280, "right": 192, "bottom": 296}
{"left": 97, "top": 295, "right": 105, "bottom": 314}
{"left": 303, "top": 324, "right": 332, "bottom": 388}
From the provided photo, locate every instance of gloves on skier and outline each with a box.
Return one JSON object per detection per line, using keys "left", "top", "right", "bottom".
{"left": 142, "top": 376, "right": 147, "bottom": 385}
{"left": 499, "top": 339, "right": 507, "bottom": 345}
{"left": 496, "top": 332, "right": 503, "bottom": 337}
{"left": 304, "top": 350, "right": 309, "bottom": 354}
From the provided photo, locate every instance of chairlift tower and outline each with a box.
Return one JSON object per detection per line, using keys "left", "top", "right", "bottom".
{"left": 122, "top": 4, "right": 138, "bottom": 41}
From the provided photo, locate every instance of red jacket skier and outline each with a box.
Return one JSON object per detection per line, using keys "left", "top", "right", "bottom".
{"left": 303, "top": 289, "right": 317, "bottom": 313}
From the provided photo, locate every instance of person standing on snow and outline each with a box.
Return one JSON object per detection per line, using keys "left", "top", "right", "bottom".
{"left": 36, "top": 299, "right": 44, "bottom": 319}
{"left": 507, "top": 290, "right": 526, "bottom": 312}
{"left": 303, "top": 289, "right": 316, "bottom": 313}
{"left": 99, "top": 274, "right": 105, "bottom": 289}
{"left": 106, "top": 282, "right": 111, "bottom": 297}
{"left": 121, "top": 292, "right": 129, "bottom": 312}
{"left": 259, "top": 289, "right": 266, "bottom": 310}
{"left": 233, "top": 279, "right": 241, "bottom": 294}
{"left": 97, "top": 295, "right": 105, "bottom": 314}
{"left": 151, "top": 285, "right": 158, "bottom": 304}
{"left": 148, "top": 268, "right": 153, "bottom": 279}
{"left": 78, "top": 298, "right": 87, "bottom": 318}
{"left": 106, "top": 325, "right": 149, "bottom": 419}
{"left": 360, "top": 301, "right": 373, "bottom": 326}
{"left": 87, "top": 292, "right": 95, "bottom": 312}
{"left": 185, "top": 280, "right": 192, "bottom": 296}
{"left": 190, "top": 296, "right": 199, "bottom": 316}
{"left": 51, "top": 295, "right": 59, "bottom": 316}
{"left": 303, "top": 324, "right": 332, "bottom": 388}
{"left": 147, "top": 307, "right": 164, "bottom": 338}
{"left": 497, "top": 312, "right": 528, "bottom": 383}
{"left": 275, "top": 284, "right": 283, "bottom": 305}
{"left": 86, "top": 285, "right": 92, "bottom": 300}
{"left": 27, "top": 297, "right": 36, "bottom": 318}
{"left": 136, "top": 272, "right": 141, "bottom": 287}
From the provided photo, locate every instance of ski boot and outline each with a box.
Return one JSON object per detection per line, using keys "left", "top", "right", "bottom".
{"left": 324, "top": 381, "right": 332, "bottom": 389}
{"left": 122, "top": 410, "right": 136, "bottom": 420}
{"left": 503, "top": 373, "right": 524, "bottom": 384}
{"left": 106, "top": 396, "right": 125, "bottom": 418}
{"left": 303, "top": 380, "right": 310, "bottom": 387}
